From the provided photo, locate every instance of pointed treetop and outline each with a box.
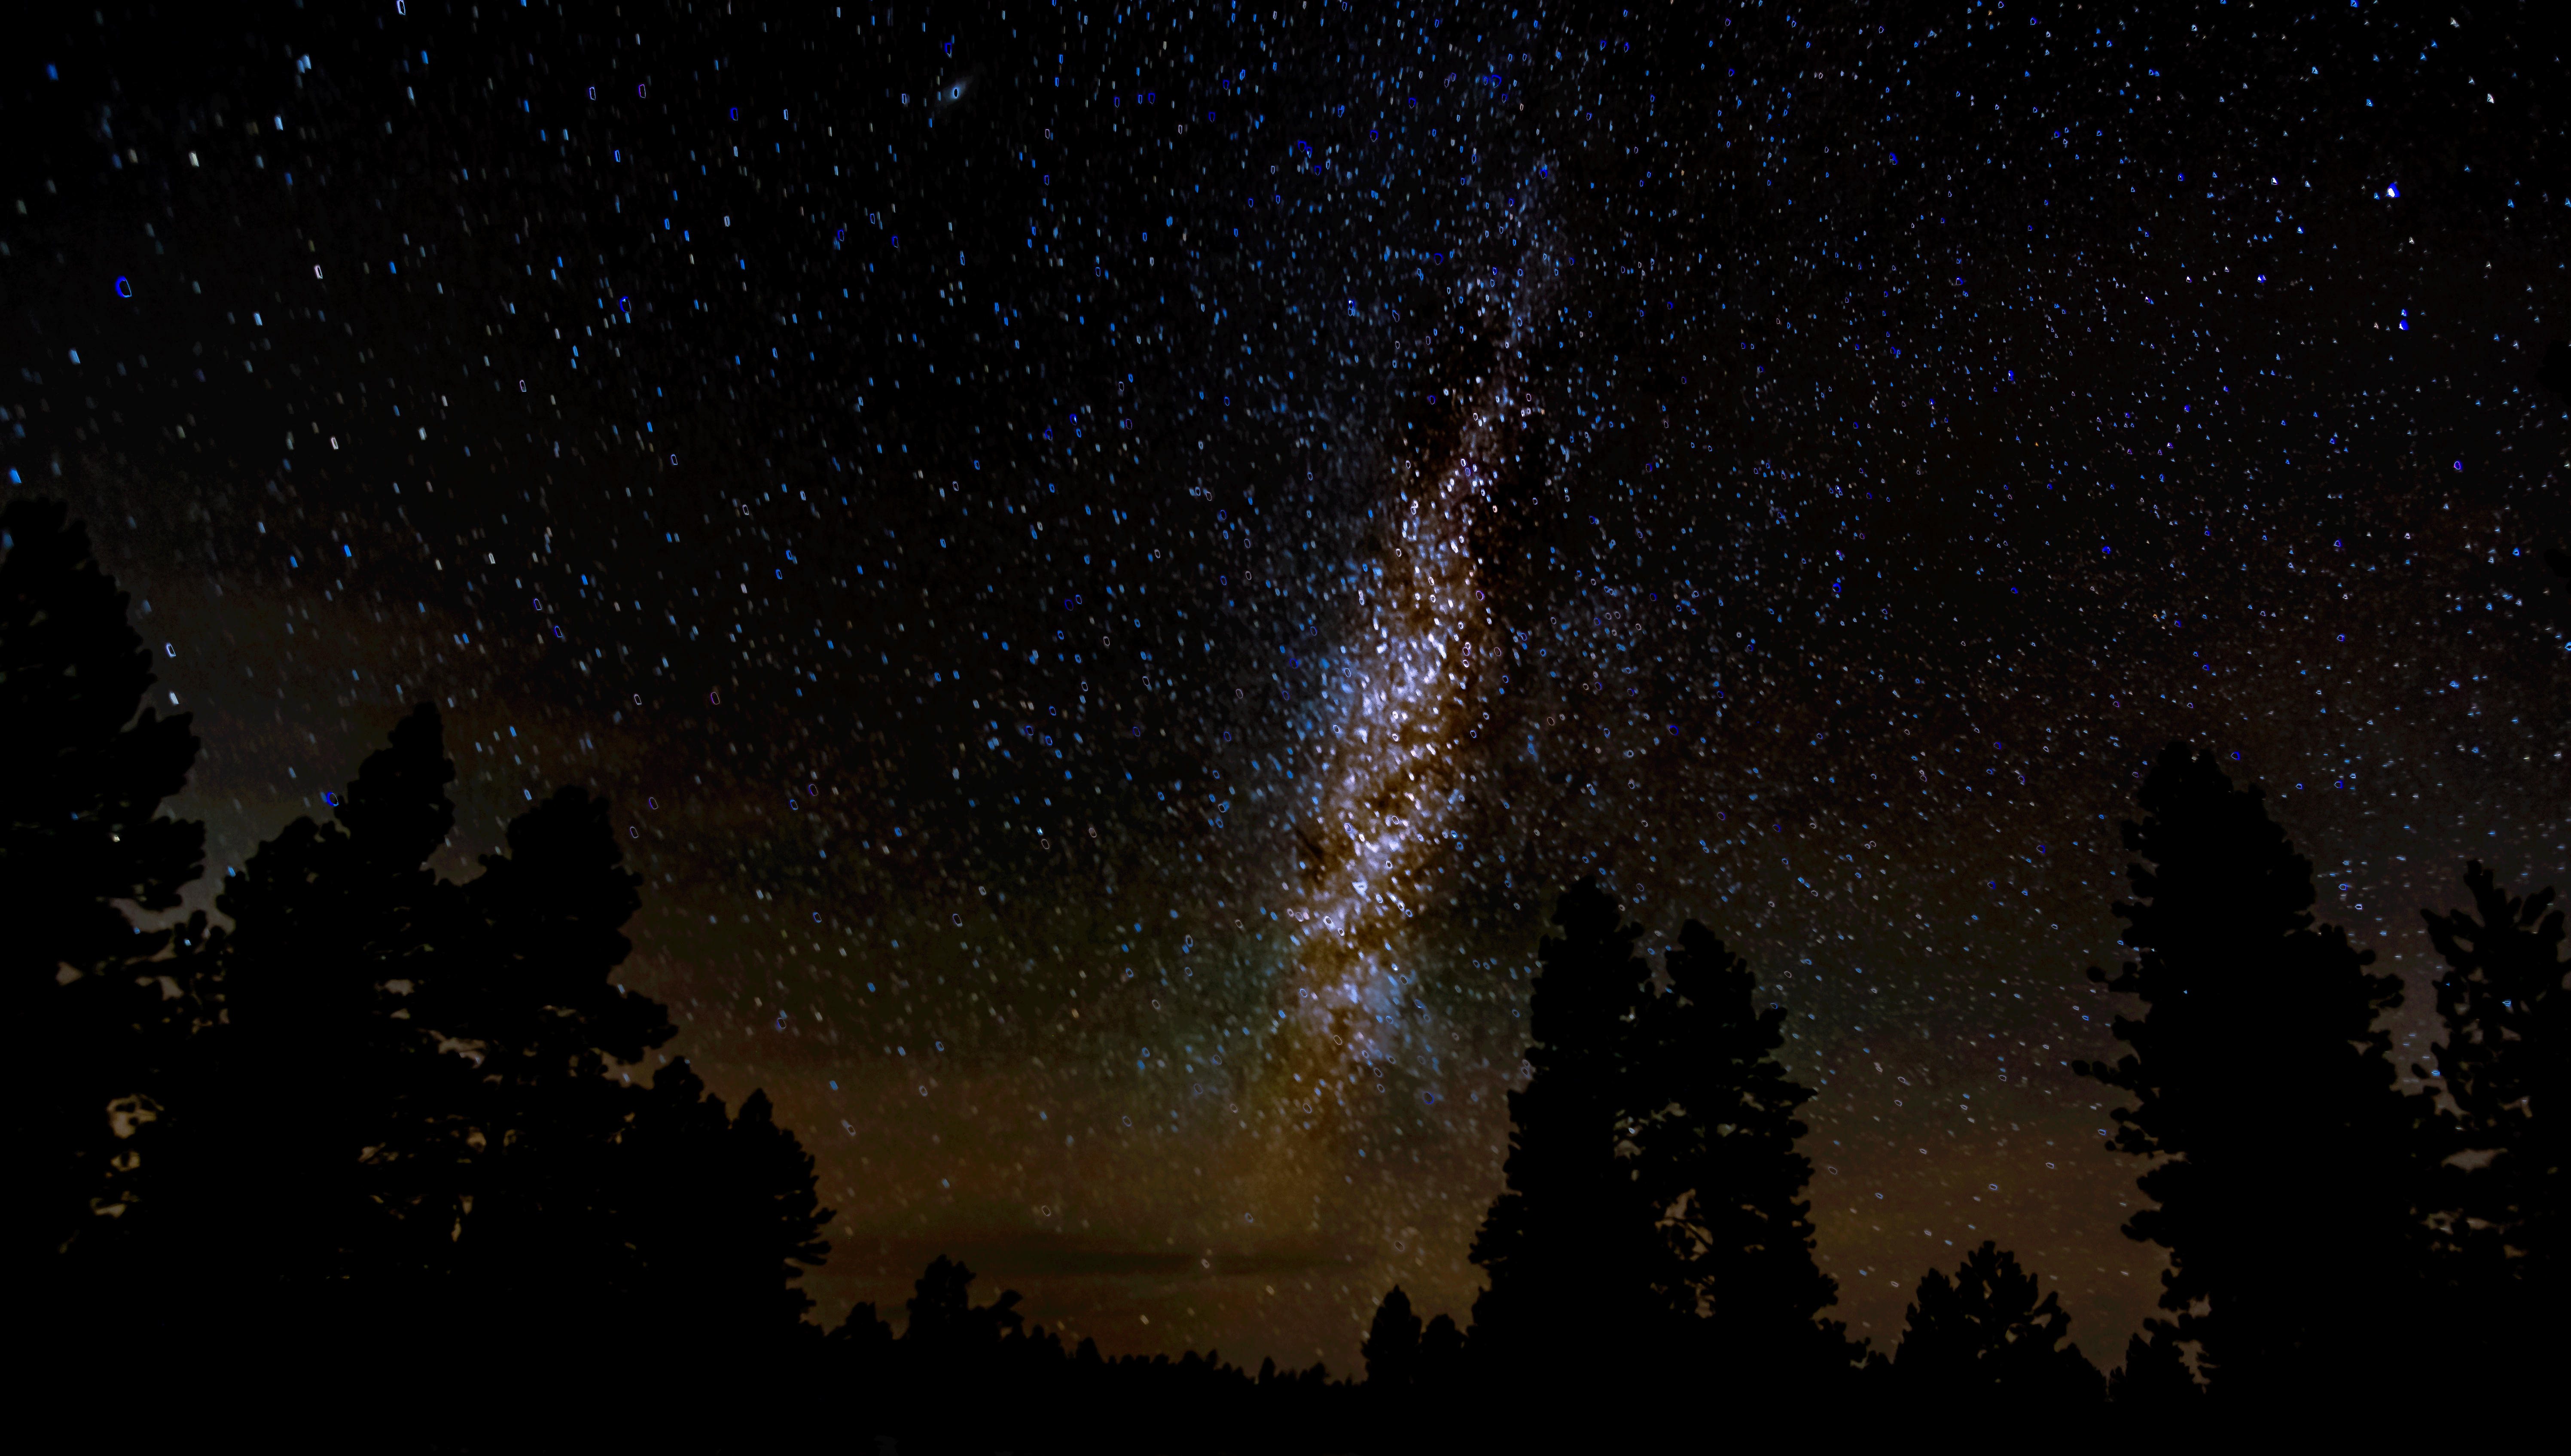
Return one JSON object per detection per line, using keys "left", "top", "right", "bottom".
{"left": 0, "top": 497, "right": 205, "bottom": 936}
{"left": 452, "top": 783, "right": 669, "bottom": 1068}
{"left": 1362, "top": 1284, "right": 1424, "bottom": 1387}
{"left": 1547, "top": 872, "right": 1641, "bottom": 950}
{"left": 2, "top": 498, "right": 172, "bottom": 761}
{"left": 330, "top": 702, "right": 457, "bottom": 870}
{"left": 2118, "top": 742, "right": 2321, "bottom": 961}
{"left": 1526, "top": 873, "right": 1653, "bottom": 1077}
{"left": 1659, "top": 919, "right": 1751, "bottom": 1007}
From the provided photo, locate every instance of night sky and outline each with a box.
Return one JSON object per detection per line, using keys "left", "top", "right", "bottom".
{"left": 9, "top": 0, "right": 2565, "bottom": 1377}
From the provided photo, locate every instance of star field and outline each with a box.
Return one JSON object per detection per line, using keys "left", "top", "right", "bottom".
{"left": 7, "top": 0, "right": 2563, "bottom": 1376}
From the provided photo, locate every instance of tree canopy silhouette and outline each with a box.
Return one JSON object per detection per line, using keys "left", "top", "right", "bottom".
{"left": 0, "top": 510, "right": 838, "bottom": 1411}
{"left": 2410, "top": 860, "right": 2565, "bottom": 1392}
{"left": 2106, "top": 1320, "right": 2204, "bottom": 1415}
{"left": 1622, "top": 917, "right": 1863, "bottom": 1396}
{"left": 2073, "top": 742, "right": 2416, "bottom": 1409}
{"left": 1461, "top": 875, "right": 1868, "bottom": 1437}
{"left": 1360, "top": 1282, "right": 1424, "bottom": 1395}
{"left": 1887, "top": 1240, "right": 2104, "bottom": 1410}
{"left": 140, "top": 702, "right": 485, "bottom": 1313}
{"left": 1415, "top": 1310, "right": 1465, "bottom": 1400}
{"left": 1464, "top": 874, "right": 1672, "bottom": 1429}
{"left": 37, "top": 488, "right": 2551, "bottom": 1447}
{"left": 4, "top": 498, "right": 207, "bottom": 1282}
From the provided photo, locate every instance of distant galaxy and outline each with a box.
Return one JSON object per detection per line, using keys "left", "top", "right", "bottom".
{"left": 8, "top": 0, "right": 2564, "bottom": 1376}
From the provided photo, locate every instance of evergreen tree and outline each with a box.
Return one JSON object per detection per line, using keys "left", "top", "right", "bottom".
{"left": 1415, "top": 1311, "right": 1466, "bottom": 1400}
{"left": 436, "top": 783, "right": 678, "bottom": 1091}
{"left": 1360, "top": 1283, "right": 1423, "bottom": 1395}
{"left": 2, "top": 507, "right": 846, "bottom": 1420}
{"left": 1887, "top": 1241, "right": 2104, "bottom": 1410}
{"left": 3, "top": 500, "right": 207, "bottom": 1274}
{"left": 1464, "top": 874, "right": 1668, "bottom": 1429}
{"left": 2072, "top": 742, "right": 2415, "bottom": 1412}
{"left": 827, "top": 1290, "right": 901, "bottom": 1425}
{"left": 2107, "top": 1319, "right": 2204, "bottom": 1413}
{"left": 1360, "top": 1282, "right": 1436, "bottom": 1441}
{"left": 585, "top": 1059, "right": 833, "bottom": 1340}
{"left": 2411, "top": 861, "right": 2565, "bottom": 1392}
{"left": 833, "top": 1298, "right": 899, "bottom": 1349}
{"left": 128, "top": 702, "right": 478, "bottom": 1341}
{"left": 429, "top": 1054, "right": 832, "bottom": 1404}
{"left": 884, "top": 1255, "right": 1033, "bottom": 1450}
{"left": 118, "top": 705, "right": 831, "bottom": 1390}
{"left": 902, "top": 1253, "right": 1029, "bottom": 1355}
{"left": 1624, "top": 917, "right": 1863, "bottom": 1398}
{"left": 426, "top": 780, "right": 688, "bottom": 1345}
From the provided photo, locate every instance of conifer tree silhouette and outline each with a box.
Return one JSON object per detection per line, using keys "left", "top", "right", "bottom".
{"left": 903, "top": 1253, "right": 1029, "bottom": 1353}
{"left": 1360, "top": 1283, "right": 1423, "bottom": 1395}
{"left": 3, "top": 500, "right": 207, "bottom": 1279}
{"left": 1360, "top": 1282, "right": 1425, "bottom": 1435}
{"left": 108, "top": 703, "right": 833, "bottom": 1399}
{"left": 1415, "top": 1311, "right": 1466, "bottom": 1401}
{"left": 1624, "top": 917, "right": 1864, "bottom": 1398}
{"left": 602, "top": 1060, "right": 834, "bottom": 1367}
{"left": 835, "top": 1299, "right": 899, "bottom": 1347}
{"left": 1363, "top": 1287, "right": 1467, "bottom": 1444}
{"left": 2410, "top": 861, "right": 2565, "bottom": 1394}
{"left": 5, "top": 508, "right": 846, "bottom": 1433}
{"left": 1888, "top": 1241, "right": 2103, "bottom": 1410}
{"left": 2107, "top": 1320, "right": 2204, "bottom": 1413}
{"left": 2073, "top": 742, "right": 2415, "bottom": 1412}
{"left": 426, "top": 779, "right": 686, "bottom": 1350}
{"left": 437, "top": 783, "right": 678, "bottom": 1084}
{"left": 126, "top": 702, "right": 481, "bottom": 1356}
{"left": 1464, "top": 874, "right": 1668, "bottom": 1432}
{"left": 881, "top": 1255, "right": 1036, "bottom": 1451}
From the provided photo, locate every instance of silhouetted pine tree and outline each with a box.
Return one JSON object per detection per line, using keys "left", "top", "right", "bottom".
{"left": 606, "top": 1059, "right": 833, "bottom": 1337}
{"left": 2410, "top": 861, "right": 2565, "bottom": 1395}
{"left": 2107, "top": 1319, "right": 2204, "bottom": 1413}
{"left": 1360, "top": 1283, "right": 1423, "bottom": 1396}
{"left": 2072, "top": 742, "right": 2415, "bottom": 1412}
{"left": 3, "top": 499, "right": 207, "bottom": 1282}
{"left": 1623, "top": 917, "right": 1866, "bottom": 1400}
{"left": 1347, "top": 1301, "right": 1470, "bottom": 1451}
{"left": 1463, "top": 874, "right": 1669, "bottom": 1434}
{"left": 1415, "top": 1311, "right": 1465, "bottom": 1402}
{"left": 1887, "top": 1241, "right": 2104, "bottom": 1410}
{"left": 833, "top": 1298, "right": 899, "bottom": 1352}
{"left": 904, "top": 1253, "right": 1031, "bottom": 1352}
{"left": 436, "top": 782, "right": 679, "bottom": 1098}
{"left": 96, "top": 703, "right": 833, "bottom": 1404}
{"left": 875, "top": 1255, "right": 1040, "bottom": 1451}
{"left": 425, "top": 779, "right": 689, "bottom": 1354}
{"left": 420, "top": 1053, "right": 834, "bottom": 1414}
{"left": 1360, "top": 1283, "right": 1436, "bottom": 1439}
{"left": 126, "top": 702, "right": 479, "bottom": 1353}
